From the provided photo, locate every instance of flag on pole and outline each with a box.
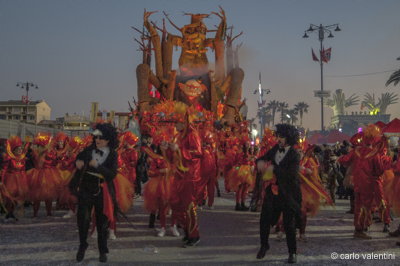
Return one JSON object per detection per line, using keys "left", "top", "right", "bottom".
{"left": 320, "top": 47, "right": 332, "bottom": 63}
{"left": 21, "top": 95, "right": 29, "bottom": 104}
{"left": 311, "top": 48, "right": 319, "bottom": 62}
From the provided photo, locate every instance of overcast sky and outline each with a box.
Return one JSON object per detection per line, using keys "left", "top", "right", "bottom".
{"left": 0, "top": 0, "right": 399, "bottom": 131}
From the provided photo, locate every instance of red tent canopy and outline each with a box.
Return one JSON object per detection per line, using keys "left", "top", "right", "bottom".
{"left": 374, "top": 121, "right": 386, "bottom": 129}
{"left": 383, "top": 118, "right": 400, "bottom": 134}
{"left": 307, "top": 133, "right": 325, "bottom": 145}
{"left": 325, "top": 130, "right": 350, "bottom": 144}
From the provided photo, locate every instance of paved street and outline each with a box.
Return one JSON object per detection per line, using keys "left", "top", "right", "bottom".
{"left": 1, "top": 190, "right": 399, "bottom": 266}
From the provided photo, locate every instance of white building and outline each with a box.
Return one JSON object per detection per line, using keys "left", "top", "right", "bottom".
{"left": 0, "top": 100, "right": 51, "bottom": 124}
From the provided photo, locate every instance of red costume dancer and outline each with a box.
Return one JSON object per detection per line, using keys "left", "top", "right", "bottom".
{"left": 223, "top": 137, "right": 239, "bottom": 192}
{"left": 0, "top": 136, "right": 29, "bottom": 220}
{"left": 372, "top": 147, "right": 392, "bottom": 232}
{"left": 59, "top": 136, "right": 84, "bottom": 218}
{"left": 28, "top": 133, "right": 61, "bottom": 217}
{"left": 227, "top": 143, "right": 255, "bottom": 211}
{"left": 198, "top": 130, "right": 218, "bottom": 208}
{"left": 338, "top": 125, "right": 386, "bottom": 239}
{"left": 170, "top": 118, "right": 202, "bottom": 247}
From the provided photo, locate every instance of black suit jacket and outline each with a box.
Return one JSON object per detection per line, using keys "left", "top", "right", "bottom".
{"left": 69, "top": 145, "right": 118, "bottom": 201}
{"left": 257, "top": 144, "right": 302, "bottom": 215}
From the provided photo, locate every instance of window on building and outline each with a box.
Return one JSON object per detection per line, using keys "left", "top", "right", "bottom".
{"left": 14, "top": 115, "right": 20, "bottom": 120}
{"left": 8, "top": 115, "right": 12, "bottom": 120}
{"left": 0, "top": 115, "right": 6, "bottom": 120}
{"left": 29, "top": 115, "right": 35, "bottom": 120}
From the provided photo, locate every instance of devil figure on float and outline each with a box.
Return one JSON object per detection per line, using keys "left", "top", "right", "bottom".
{"left": 136, "top": 7, "right": 244, "bottom": 124}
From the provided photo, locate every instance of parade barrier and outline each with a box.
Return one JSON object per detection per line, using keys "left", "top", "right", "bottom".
{"left": 0, "top": 119, "right": 85, "bottom": 140}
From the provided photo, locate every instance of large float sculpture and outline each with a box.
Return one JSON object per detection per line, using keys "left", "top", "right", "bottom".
{"left": 135, "top": 7, "right": 244, "bottom": 125}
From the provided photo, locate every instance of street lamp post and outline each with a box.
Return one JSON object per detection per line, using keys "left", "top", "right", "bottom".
{"left": 303, "top": 23, "right": 341, "bottom": 132}
{"left": 253, "top": 72, "right": 270, "bottom": 138}
{"left": 16, "top": 82, "right": 39, "bottom": 122}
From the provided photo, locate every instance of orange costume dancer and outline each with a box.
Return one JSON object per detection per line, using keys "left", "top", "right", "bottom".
{"left": 97, "top": 148, "right": 134, "bottom": 240}
{"left": 119, "top": 131, "right": 139, "bottom": 186}
{"left": 386, "top": 158, "right": 400, "bottom": 226}
{"left": 338, "top": 125, "right": 387, "bottom": 239}
{"left": 55, "top": 132, "right": 70, "bottom": 190}
{"left": 227, "top": 143, "right": 255, "bottom": 211}
{"left": 298, "top": 145, "right": 333, "bottom": 240}
{"left": 142, "top": 140, "right": 175, "bottom": 237}
{"left": 0, "top": 136, "right": 29, "bottom": 220}
{"left": 170, "top": 120, "right": 202, "bottom": 247}
{"left": 28, "top": 133, "right": 61, "bottom": 217}
{"left": 250, "top": 128, "right": 277, "bottom": 212}
{"left": 92, "top": 132, "right": 136, "bottom": 240}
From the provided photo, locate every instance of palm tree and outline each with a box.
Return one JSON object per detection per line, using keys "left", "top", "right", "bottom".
{"left": 386, "top": 69, "right": 400, "bottom": 86}
{"left": 294, "top": 102, "right": 309, "bottom": 127}
{"left": 266, "top": 100, "right": 280, "bottom": 125}
{"left": 277, "top": 101, "right": 288, "bottom": 123}
{"left": 385, "top": 57, "right": 400, "bottom": 86}
{"left": 286, "top": 108, "right": 299, "bottom": 125}
{"left": 261, "top": 106, "right": 273, "bottom": 128}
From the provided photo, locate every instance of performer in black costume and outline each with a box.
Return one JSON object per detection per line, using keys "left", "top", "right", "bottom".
{"left": 69, "top": 123, "right": 118, "bottom": 263}
{"left": 256, "top": 124, "right": 301, "bottom": 264}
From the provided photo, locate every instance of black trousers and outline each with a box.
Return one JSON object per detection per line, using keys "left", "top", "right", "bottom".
{"left": 259, "top": 186, "right": 297, "bottom": 254}
{"left": 77, "top": 189, "right": 109, "bottom": 254}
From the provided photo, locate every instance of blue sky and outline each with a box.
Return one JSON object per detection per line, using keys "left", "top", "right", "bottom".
{"left": 0, "top": 0, "right": 399, "bottom": 130}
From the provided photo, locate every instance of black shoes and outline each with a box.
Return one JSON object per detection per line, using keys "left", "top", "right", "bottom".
{"left": 235, "top": 203, "right": 250, "bottom": 211}
{"left": 288, "top": 253, "right": 297, "bottom": 264}
{"left": 256, "top": 244, "right": 270, "bottom": 259}
{"left": 235, "top": 203, "right": 241, "bottom": 211}
{"left": 76, "top": 245, "right": 106, "bottom": 263}
{"left": 240, "top": 202, "right": 249, "bottom": 211}
{"left": 5, "top": 212, "right": 18, "bottom": 221}
{"left": 76, "top": 244, "right": 88, "bottom": 262}
{"left": 383, "top": 224, "right": 390, "bottom": 233}
{"left": 99, "top": 253, "right": 107, "bottom": 263}
{"left": 183, "top": 237, "right": 200, "bottom": 247}
{"left": 149, "top": 213, "right": 156, "bottom": 228}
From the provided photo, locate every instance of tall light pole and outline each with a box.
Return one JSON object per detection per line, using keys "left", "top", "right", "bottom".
{"left": 16, "top": 82, "right": 39, "bottom": 122}
{"left": 303, "top": 23, "right": 341, "bottom": 132}
{"left": 253, "top": 72, "right": 270, "bottom": 137}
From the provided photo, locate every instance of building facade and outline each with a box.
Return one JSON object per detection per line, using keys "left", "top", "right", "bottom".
{"left": 0, "top": 100, "right": 51, "bottom": 124}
